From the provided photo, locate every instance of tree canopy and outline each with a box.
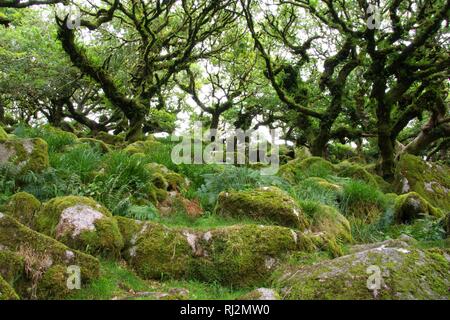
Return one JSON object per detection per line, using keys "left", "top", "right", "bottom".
{"left": 0, "top": 0, "right": 449, "bottom": 179}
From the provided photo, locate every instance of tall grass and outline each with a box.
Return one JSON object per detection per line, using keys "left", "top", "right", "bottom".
{"left": 339, "top": 180, "right": 387, "bottom": 222}
{"left": 52, "top": 144, "right": 103, "bottom": 182}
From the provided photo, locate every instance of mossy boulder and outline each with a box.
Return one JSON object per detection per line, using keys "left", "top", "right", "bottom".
{"left": 0, "top": 213, "right": 100, "bottom": 299}
{"left": 394, "top": 154, "right": 450, "bottom": 211}
{"left": 309, "top": 204, "right": 352, "bottom": 244}
{"left": 0, "top": 138, "right": 49, "bottom": 173}
{"left": 146, "top": 163, "right": 187, "bottom": 192}
{"left": 303, "top": 177, "right": 343, "bottom": 192}
{"left": 0, "top": 126, "right": 8, "bottom": 140}
{"left": 335, "top": 161, "right": 378, "bottom": 186}
{"left": 0, "top": 250, "right": 24, "bottom": 285}
{"left": 278, "top": 157, "right": 335, "bottom": 183}
{"left": 124, "top": 137, "right": 161, "bottom": 155}
{"left": 274, "top": 238, "right": 450, "bottom": 300}
{"left": 95, "top": 131, "right": 124, "bottom": 145}
{"left": 215, "top": 187, "right": 309, "bottom": 230}
{"left": 238, "top": 288, "right": 281, "bottom": 300}
{"left": 0, "top": 275, "right": 19, "bottom": 300}
{"left": 117, "top": 217, "right": 304, "bottom": 287}
{"left": 34, "top": 196, "right": 124, "bottom": 257}
{"left": 2, "top": 192, "right": 41, "bottom": 227}
{"left": 394, "top": 192, "right": 444, "bottom": 224}
{"left": 77, "top": 138, "right": 111, "bottom": 153}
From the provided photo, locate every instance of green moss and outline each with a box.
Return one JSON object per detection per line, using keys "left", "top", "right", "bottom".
{"left": 0, "top": 250, "right": 24, "bottom": 286}
{"left": 278, "top": 157, "right": 335, "bottom": 183}
{"left": 0, "top": 138, "right": 49, "bottom": 174}
{"left": 394, "top": 192, "right": 444, "bottom": 224}
{"left": 274, "top": 240, "right": 450, "bottom": 300}
{"left": 95, "top": 131, "right": 124, "bottom": 145}
{"left": 77, "top": 138, "right": 111, "bottom": 153}
{"left": 131, "top": 222, "right": 193, "bottom": 280}
{"left": 121, "top": 220, "right": 303, "bottom": 287}
{"left": 215, "top": 187, "right": 309, "bottom": 230}
{"left": 114, "top": 216, "right": 143, "bottom": 247}
{"left": 152, "top": 172, "right": 169, "bottom": 190}
{"left": 165, "top": 172, "right": 186, "bottom": 191}
{"left": 3, "top": 192, "right": 41, "bottom": 227}
{"left": 146, "top": 162, "right": 186, "bottom": 191}
{"left": 124, "top": 138, "right": 161, "bottom": 155}
{"left": 308, "top": 204, "right": 352, "bottom": 244}
{"left": 336, "top": 161, "right": 378, "bottom": 186}
{"left": 0, "top": 275, "right": 19, "bottom": 300}
{"left": 154, "top": 187, "right": 169, "bottom": 202}
{"left": 36, "top": 265, "right": 71, "bottom": 300}
{"left": 34, "top": 196, "right": 124, "bottom": 257}
{"left": 303, "top": 177, "right": 342, "bottom": 192}
{"left": 394, "top": 154, "right": 450, "bottom": 211}
{"left": 0, "top": 126, "right": 8, "bottom": 140}
{"left": 0, "top": 213, "right": 100, "bottom": 299}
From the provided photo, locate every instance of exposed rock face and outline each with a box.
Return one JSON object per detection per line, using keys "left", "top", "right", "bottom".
{"left": 274, "top": 239, "right": 450, "bottom": 300}
{"left": 0, "top": 138, "right": 49, "bottom": 173}
{"left": 2, "top": 192, "right": 41, "bottom": 227}
{"left": 394, "top": 192, "right": 443, "bottom": 224}
{"left": 239, "top": 288, "right": 280, "bottom": 300}
{"left": 34, "top": 196, "right": 123, "bottom": 257}
{"left": 215, "top": 187, "right": 309, "bottom": 230}
{"left": 394, "top": 154, "right": 450, "bottom": 211}
{"left": 0, "top": 213, "right": 99, "bottom": 299}
{"left": 116, "top": 216, "right": 307, "bottom": 287}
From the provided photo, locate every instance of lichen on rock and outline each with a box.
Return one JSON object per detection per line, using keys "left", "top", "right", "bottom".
{"left": 0, "top": 138, "right": 49, "bottom": 174}
{"left": 34, "top": 196, "right": 124, "bottom": 257}
{"left": 0, "top": 213, "right": 100, "bottom": 299}
{"left": 215, "top": 187, "right": 309, "bottom": 230}
{"left": 394, "top": 154, "right": 450, "bottom": 211}
{"left": 273, "top": 238, "right": 450, "bottom": 300}
{"left": 116, "top": 217, "right": 304, "bottom": 287}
